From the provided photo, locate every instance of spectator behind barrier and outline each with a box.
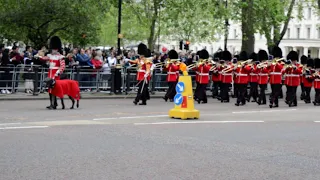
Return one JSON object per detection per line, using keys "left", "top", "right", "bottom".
{"left": 0, "top": 49, "right": 13, "bottom": 94}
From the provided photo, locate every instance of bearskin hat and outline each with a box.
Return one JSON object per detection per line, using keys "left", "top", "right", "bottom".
{"left": 145, "top": 49, "right": 152, "bottom": 57}
{"left": 168, "top": 49, "right": 179, "bottom": 59}
{"left": 49, "top": 36, "right": 62, "bottom": 50}
{"left": 239, "top": 51, "right": 248, "bottom": 61}
{"left": 287, "top": 51, "right": 299, "bottom": 61}
{"left": 249, "top": 52, "right": 258, "bottom": 62}
{"left": 199, "top": 49, "right": 209, "bottom": 59}
{"left": 300, "top": 55, "right": 308, "bottom": 65}
{"left": 213, "top": 51, "right": 222, "bottom": 61}
{"left": 222, "top": 50, "right": 232, "bottom": 61}
{"left": 137, "top": 43, "right": 148, "bottom": 56}
{"left": 272, "top": 46, "right": 283, "bottom": 58}
{"left": 307, "top": 58, "right": 314, "bottom": 68}
{"left": 314, "top": 58, "right": 320, "bottom": 69}
{"left": 258, "top": 50, "right": 269, "bottom": 61}
{"left": 234, "top": 55, "right": 239, "bottom": 60}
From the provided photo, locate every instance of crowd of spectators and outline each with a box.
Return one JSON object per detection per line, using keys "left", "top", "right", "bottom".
{"left": 0, "top": 43, "right": 202, "bottom": 94}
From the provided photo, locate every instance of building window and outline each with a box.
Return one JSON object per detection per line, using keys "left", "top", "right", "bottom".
{"left": 297, "top": 28, "right": 300, "bottom": 39}
{"left": 287, "top": 28, "right": 290, "bottom": 38}
{"left": 308, "top": 8, "right": 312, "bottom": 20}
{"left": 234, "top": 29, "right": 237, "bottom": 39}
{"left": 307, "top": 28, "right": 311, "bottom": 38}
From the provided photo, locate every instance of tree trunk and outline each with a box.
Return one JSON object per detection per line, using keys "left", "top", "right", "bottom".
{"left": 241, "top": 0, "right": 255, "bottom": 54}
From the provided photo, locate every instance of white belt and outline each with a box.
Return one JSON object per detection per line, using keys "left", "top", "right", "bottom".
{"left": 199, "top": 73, "right": 209, "bottom": 76}
{"left": 315, "top": 79, "right": 320, "bottom": 82}
{"left": 167, "top": 72, "right": 176, "bottom": 74}
{"left": 250, "top": 73, "right": 258, "bottom": 76}
{"left": 286, "top": 74, "right": 300, "bottom": 77}
{"left": 235, "top": 73, "right": 248, "bottom": 76}
{"left": 138, "top": 70, "right": 146, "bottom": 72}
{"left": 270, "top": 72, "right": 282, "bottom": 75}
{"left": 222, "top": 73, "right": 232, "bottom": 75}
{"left": 259, "top": 73, "right": 268, "bottom": 76}
{"left": 50, "top": 67, "right": 59, "bottom": 70}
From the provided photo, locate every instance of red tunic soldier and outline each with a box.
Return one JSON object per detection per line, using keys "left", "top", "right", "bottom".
{"left": 268, "top": 46, "right": 284, "bottom": 108}
{"left": 234, "top": 51, "right": 248, "bottom": 100}
{"left": 300, "top": 55, "right": 308, "bottom": 100}
{"left": 211, "top": 51, "right": 222, "bottom": 98}
{"left": 220, "top": 51, "right": 233, "bottom": 103}
{"left": 163, "top": 50, "right": 180, "bottom": 102}
{"left": 284, "top": 51, "right": 302, "bottom": 107}
{"left": 234, "top": 62, "right": 251, "bottom": 106}
{"left": 302, "top": 59, "right": 315, "bottom": 103}
{"left": 195, "top": 49, "right": 211, "bottom": 104}
{"left": 313, "top": 58, "right": 320, "bottom": 106}
{"left": 256, "top": 50, "right": 270, "bottom": 105}
{"left": 247, "top": 52, "right": 259, "bottom": 102}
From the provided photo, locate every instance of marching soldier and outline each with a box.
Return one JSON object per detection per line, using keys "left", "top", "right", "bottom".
{"left": 195, "top": 49, "right": 211, "bottom": 104}
{"left": 234, "top": 51, "right": 248, "bottom": 100}
{"left": 313, "top": 58, "right": 320, "bottom": 106}
{"left": 163, "top": 50, "right": 180, "bottom": 102}
{"left": 130, "top": 43, "right": 152, "bottom": 105}
{"left": 211, "top": 51, "right": 222, "bottom": 98}
{"left": 268, "top": 46, "right": 284, "bottom": 108}
{"left": 300, "top": 55, "right": 308, "bottom": 100}
{"left": 302, "top": 58, "right": 314, "bottom": 103}
{"left": 40, "top": 36, "right": 65, "bottom": 109}
{"left": 247, "top": 52, "right": 259, "bottom": 102}
{"left": 234, "top": 57, "right": 251, "bottom": 106}
{"left": 283, "top": 51, "right": 302, "bottom": 107}
{"left": 256, "top": 50, "right": 270, "bottom": 105}
{"left": 220, "top": 50, "right": 233, "bottom": 103}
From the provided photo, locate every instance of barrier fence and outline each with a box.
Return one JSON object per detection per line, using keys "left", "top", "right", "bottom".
{"left": 0, "top": 65, "right": 239, "bottom": 95}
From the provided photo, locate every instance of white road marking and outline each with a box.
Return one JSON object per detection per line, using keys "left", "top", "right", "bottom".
{"left": 0, "top": 123, "right": 22, "bottom": 126}
{"left": 134, "top": 121, "right": 264, "bottom": 125}
{"left": 232, "top": 109, "right": 297, "bottom": 114}
{"left": 314, "top": 121, "right": 320, "bottom": 123}
{"left": 93, "top": 115, "right": 168, "bottom": 121}
{"left": 0, "top": 126, "right": 49, "bottom": 130}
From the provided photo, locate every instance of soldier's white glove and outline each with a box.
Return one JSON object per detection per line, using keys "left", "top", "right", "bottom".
{"left": 55, "top": 70, "right": 60, "bottom": 76}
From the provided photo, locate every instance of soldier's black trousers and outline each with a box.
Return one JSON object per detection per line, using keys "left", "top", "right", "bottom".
{"left": 212, "top": 81, "right": 220, "bottom": 98}
{"left": 258, "top": 84, "right": 267, "bottom": 104}
{"left": 236, "top": 84, "right": 247, "bottom": 104}
{"left": 315, "top": 88, "right": 320, "bottom": 103}
{"left": 300, "top": 83, "right": 305, "bottom": 100}
{"left": 286, "top": 86, "right": 297, "bottom": 105}
{"left": 248, "top": 82, "right": 258, "bottom": 101}
{"left": 221, "top": 83, "right": 230, "bottom": 101}
{"left": 135, "top": 80, "right": 149, "bottom": 103}
{"left": 196, "top": 84, "right": 208, "bottom": 103}
{"left": 304, "top": 87, "right": 311, "bottom": 102}
{"left": 270, "top": 84, "right": 282, "bottom": 105}
{"left": 165, "top": 81, "right": 177, "bottom": 100}
{"left": 194, "top": 82, "right": 200, "bottom": 100}
{"left": 233, "top": 83, "right": 239, "bottom": 98}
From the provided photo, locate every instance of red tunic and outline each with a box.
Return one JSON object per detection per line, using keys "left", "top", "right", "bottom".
{"left": 50, "top": 80, "right": 80, "bottom": 100}
{"left": 234, "top": 65, "right": 251, "bottom": 84}
{"left": 43, "top": 53, "right": 65, "bottom": 80}
{"left": 211, "top": 66, "right": 220, "bottom": 82}
{"left": 221, "top": 63, "right": 233, "bottom": 83}
{"left": 303, "top": 75, "right": 313, "bottom": 88}
{"left": 166, "top": 64, "right": 179, "bottom": 82}
{"left": 284, "top": 66, "right": 302, "bottom": 86}
{"left": 257, "top": 67, "right": 270, "bottom": 85}
{"left": 198, "top": 64, "right": 211, "bottom": 84}
{"left": 249, "top": 65, "right": 259, "bottom": 83}
{"left": 268, "top": 63, "right": 283, "bottom": 84}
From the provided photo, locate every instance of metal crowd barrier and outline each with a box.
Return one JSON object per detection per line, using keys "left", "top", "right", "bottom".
{"left": 0, "top": 65, "right": 257, "bottom": 95}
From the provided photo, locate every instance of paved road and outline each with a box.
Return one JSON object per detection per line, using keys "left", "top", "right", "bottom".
{"left": 1, "top": 98, "right": 320, "bottom": 180}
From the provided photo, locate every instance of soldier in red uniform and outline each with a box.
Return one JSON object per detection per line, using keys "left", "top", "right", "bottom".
{"left": 256, "top": 50, "right": 270, "bottom": 105}
{"left": 163, "top": 50, "right": 180, "bottom": 102}
{"left": 130, "top": 43, "right": 152, "bottom": 105}
{"left": 267, "top": 46, "right": 284, "bottom": 108}
{"left": 283, "top": 51, "right": 302, "bottom": 107}
{"left": 211, "top": 51, "right": 222, "bottom": 98}
{"left": 234, "top": 60, "right": 251, "bottom": 106}
{"left": 299, "top": 55, "right": 308, "bottom": 100}
{"left": 234, "top": 51, "right": 248, "bottom": 100}
{"left": 195, "top": 49, "right": 211, "bottom": 104}
{"left": 40, "top": 36, "right": 65, "bottom": 109}
{"left": 247, "top": 52, "right": 259, "bottom": 102}
{"left": 220, "top": 51, "right": 233, "bottom": 103}
{"left": 313, "top": 58, "right": 320, "bottom": 106}
{"left": 302, "top": 58, "right": 314, "bottom": 104}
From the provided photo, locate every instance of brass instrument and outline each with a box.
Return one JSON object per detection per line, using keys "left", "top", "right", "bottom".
{"left": 272, "top": 58, "right": 285, "bottom": 65}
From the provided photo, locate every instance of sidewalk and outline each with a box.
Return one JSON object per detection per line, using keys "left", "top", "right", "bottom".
{"left": 0, "top": 91, "right": 271, "bottom": 101}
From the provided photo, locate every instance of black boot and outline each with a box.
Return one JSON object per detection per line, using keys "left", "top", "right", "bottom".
{"left": 139, "top": 101, "right": 147, "bottom": 105}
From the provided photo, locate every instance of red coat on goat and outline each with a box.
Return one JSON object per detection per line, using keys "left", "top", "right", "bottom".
{"left": 50, "top": 80, "right": 81, "bottom": 100}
